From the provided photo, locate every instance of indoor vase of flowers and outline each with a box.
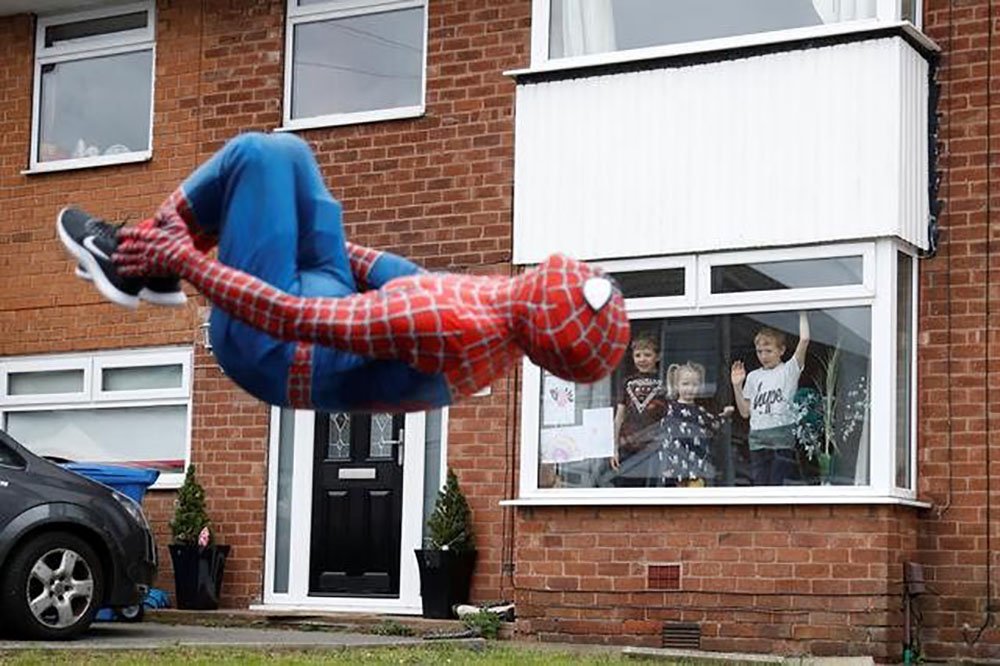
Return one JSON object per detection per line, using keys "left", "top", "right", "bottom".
{"left": 793, "top": 344, "right": 868, "bottom": 485}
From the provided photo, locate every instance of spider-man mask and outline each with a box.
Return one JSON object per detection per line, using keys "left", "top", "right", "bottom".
{"left": 515, "top": 254, "right": 630, "bottom": 383}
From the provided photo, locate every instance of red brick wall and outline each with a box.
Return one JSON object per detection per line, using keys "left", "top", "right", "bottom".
{"left": 511, "top": 505, "right": 921, "bottom": 660}
{"left": 0, "top": 0, "right": 528, "bottom": 610}
{"left": 918, "top": 0, "right": 1000, "bottom": 661}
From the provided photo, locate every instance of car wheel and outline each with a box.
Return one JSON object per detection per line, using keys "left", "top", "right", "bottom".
{"left": 115, "top": 604, "right": 144, "bottom": 622}
{"left": 0, "top": 531, "right": 104, "bottom": 640}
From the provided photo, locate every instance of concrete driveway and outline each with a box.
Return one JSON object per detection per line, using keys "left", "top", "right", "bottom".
{"left": 0, "top": 622, "right": 441, "bottom": 650}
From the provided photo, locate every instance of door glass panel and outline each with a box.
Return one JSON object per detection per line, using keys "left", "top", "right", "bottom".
{"left": 273, "top": 408, "right": 295, "bottom": 594}
{"left": 326, "top": 413, "right": 351, "bottom": 460}
{"left": 711, "top": 256, "right": 863, "bottom": 293}
{"left": 369, "top": 413, "right": 396, "bottom": 459}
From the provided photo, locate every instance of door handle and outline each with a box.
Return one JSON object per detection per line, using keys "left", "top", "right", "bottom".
{"left": 393, "top": 429, "right": 405, "bottom": 465}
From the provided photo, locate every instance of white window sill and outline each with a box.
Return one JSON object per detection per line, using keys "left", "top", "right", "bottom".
{"left": 502, "top": 492, "right": 931, "bottom": 509}
{"left": 277, "top": 105, "right": 424, "bottom": 133}
{"left": 22, "top": 151, "right": 151, "bottom": 175}
{"left": 506, "top": 20, "right": 939, "bottom": 79}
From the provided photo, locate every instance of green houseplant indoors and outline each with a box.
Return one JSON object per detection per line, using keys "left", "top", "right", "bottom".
{"left": 414, "top": 469, "right": 477, "bottom": 618}
{"left": 168, "top": 465, "right": 230, "bottom": 610}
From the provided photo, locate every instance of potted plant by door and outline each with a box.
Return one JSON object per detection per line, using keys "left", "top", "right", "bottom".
{"left": 414, "top": 469, "right": 477, "bottom": 619}
{"left": 168, "top": 465, "right": 230, "bottom": 610}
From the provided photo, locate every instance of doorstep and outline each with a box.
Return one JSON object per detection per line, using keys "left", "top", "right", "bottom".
{"left": 145, "top": 608, "right": 512, "bottom": 639}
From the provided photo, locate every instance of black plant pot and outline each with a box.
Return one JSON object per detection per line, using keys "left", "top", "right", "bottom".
{"left": 168, "top": 543, "right": 231, "bottom": 610}
{"left": 414, "top": 549, "right": 477, "bottom": 619}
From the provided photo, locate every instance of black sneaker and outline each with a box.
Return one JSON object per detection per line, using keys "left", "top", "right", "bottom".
{"left": 75, "top": 264, "right": 186, "bottom": 306}
{"left": 57, "top": 207, "right": 142, "bottom": 309}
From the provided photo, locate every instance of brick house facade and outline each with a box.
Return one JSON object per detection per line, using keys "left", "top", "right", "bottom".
{"left": 0, "top": 0, "right": 996, "bottom": 661}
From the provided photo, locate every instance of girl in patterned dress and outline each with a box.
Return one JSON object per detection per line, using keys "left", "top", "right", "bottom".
{"left": 658, "top": 362, "right": 734, "bottom": 487}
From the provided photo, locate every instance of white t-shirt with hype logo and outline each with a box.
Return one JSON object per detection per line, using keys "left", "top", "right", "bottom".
{"left": 742, "top": 357, "right": 802, "bottom": 431}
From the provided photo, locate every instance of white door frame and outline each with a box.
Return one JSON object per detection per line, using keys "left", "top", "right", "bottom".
{"left": 256, "top": 407, "right": 428, "bottom": 613}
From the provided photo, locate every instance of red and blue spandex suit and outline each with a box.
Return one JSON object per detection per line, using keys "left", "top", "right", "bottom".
{"left": 115, "top": 133, "right": 630, "bottom": 413}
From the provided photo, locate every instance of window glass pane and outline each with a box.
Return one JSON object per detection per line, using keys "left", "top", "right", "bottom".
{"left": 895, "top": 253, "right": 913, "bottom": 488}
{"left": 901, "top": 0, "right": 917, "bottom": 23}
{"left": 291, "top": 7, "right": 424, "bottom": 119}
{"left": 611, "top": 268, "right": 684, "bottom": 299}
{"left": 38, "top": 49, "right": 153, "bottom": 163}
{"left": 102, "top": 364, "right": 183, "bottom": 391}
{"left": 8, "top": 369, "right": 84, "bottom": 395}
{"left": 44, "top": 11, "right": 147, "bottom": 48}
{"left": 549, "top": 0, "right": 873, "bottom": 59}
{"left": 538, "top": 307, "right": 871, "bottom": 488}
{"left": 711, "top": 256, "right": 863, "bottom": 293}
{"left": 6, "top": 406, "right": 187, "bottom": 474}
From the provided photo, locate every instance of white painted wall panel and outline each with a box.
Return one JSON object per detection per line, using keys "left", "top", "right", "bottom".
{"left": 513, "top": 37, "right": 931, "bottom": 264}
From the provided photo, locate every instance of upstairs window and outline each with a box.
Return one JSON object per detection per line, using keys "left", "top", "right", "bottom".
{"left": 536, "top": 0, "right": 922, "bottom": 64}
{"left": 30, "top": 1, "right": 155, "bottom": 172}
{"left": 284, "top": 0, "right": 427, "bottom": 130}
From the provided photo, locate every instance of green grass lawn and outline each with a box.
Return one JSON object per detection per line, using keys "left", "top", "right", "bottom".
{"left": 0, "top": 645, "right": 714, "bottom": 665}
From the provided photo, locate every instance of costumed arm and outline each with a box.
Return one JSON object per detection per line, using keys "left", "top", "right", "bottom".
{"left": 793, "top": 311, "right": 810, "bottom": 369}
{"left": 345, "top": 242, "right": 425, "bottom": 291}
{"left": 117, "top": 224, "right": 459, "bottom": 375}
{"left": 730, "top": 361, "right": 750, "bottom": 418}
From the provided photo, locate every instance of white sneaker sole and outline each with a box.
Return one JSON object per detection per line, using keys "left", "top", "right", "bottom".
{"left": 76, "top": 267, "right": 187, "bottom": 307}
{"left": 57, "top": 207, "right": 139, "bottom": 309}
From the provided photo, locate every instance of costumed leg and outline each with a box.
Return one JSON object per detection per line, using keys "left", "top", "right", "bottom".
{"left": 169, "top": 132, "right": 359, "bottom": 407}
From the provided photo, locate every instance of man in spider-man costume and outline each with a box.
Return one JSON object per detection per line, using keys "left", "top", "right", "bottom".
{"left": 58, "top": 133, "right": 630, "bottom": 413}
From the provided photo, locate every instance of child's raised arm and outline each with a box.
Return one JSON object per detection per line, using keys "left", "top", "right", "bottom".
{"left": 730, "top": 361, "right": 750, "bottom": 419}
{"left": 793, "top": 311, "right": 811, "bottom": 369}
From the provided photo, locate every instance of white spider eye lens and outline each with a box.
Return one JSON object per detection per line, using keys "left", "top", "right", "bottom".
{"left": 583, "top": 277, "right": 613, "bottom": 311}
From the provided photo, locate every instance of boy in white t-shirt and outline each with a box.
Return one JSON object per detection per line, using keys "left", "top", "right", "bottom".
{"left": 730, "top": 312, "right": 810, "bottom": 486}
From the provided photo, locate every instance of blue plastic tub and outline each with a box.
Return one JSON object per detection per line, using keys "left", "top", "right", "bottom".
{"left": 63, "top": 463, "right": 160, "bottom": 503}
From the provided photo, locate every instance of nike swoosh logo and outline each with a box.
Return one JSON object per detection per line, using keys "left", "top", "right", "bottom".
{"left": 83, "top": 235, "right": 112, "bottom": 261}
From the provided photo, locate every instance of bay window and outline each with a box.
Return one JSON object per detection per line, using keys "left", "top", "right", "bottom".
{"left": 0, "top": 348, "right": 192, "bottom": 488}
{"left": 518, "top": 241, "right": 918, "bottom": 503}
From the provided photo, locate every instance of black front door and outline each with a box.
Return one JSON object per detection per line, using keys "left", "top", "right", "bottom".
{"left": 309, "top": 412, "right": 405, "bottom": 596}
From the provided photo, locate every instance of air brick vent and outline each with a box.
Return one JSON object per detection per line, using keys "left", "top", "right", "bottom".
{"left": 662, "top": 622, "right": 701, "bottom": 650}
{"left": 647, "top": 563, "right": 681, "bottom": 590}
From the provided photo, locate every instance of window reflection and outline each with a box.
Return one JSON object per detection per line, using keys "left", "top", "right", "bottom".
{"left": 538, "top": 307, "right": 871, "bottom": 488}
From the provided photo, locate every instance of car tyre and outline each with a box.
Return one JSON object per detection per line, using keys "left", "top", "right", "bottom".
{"left": 0, "top": 531, "right": 104, "bottom": 640}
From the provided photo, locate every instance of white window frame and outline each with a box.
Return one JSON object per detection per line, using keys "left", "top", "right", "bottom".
{"left": 513, "top": 239, "right": 924, "bottom": 507}
{"left": 28, "top": 1, "right": 156, "bottom": 174}
{"left": 282, "top": 0, "right": 428, "bottom": 131}
{"left": 527, "top": 0, "right": 922, "bottom": 73}
{"left": 0, "top": 347, "right": 193, "bottom": 489}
